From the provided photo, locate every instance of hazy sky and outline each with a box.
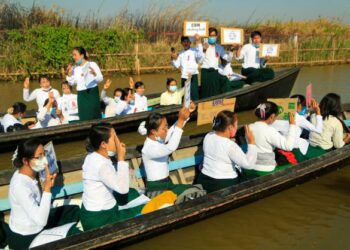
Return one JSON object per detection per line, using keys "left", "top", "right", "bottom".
{"left": 19, "top": 0, "right": 350, "bottom": 24}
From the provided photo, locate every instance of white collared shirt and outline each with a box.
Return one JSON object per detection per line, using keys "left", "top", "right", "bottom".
{"left": 66, "top": 61, "right": 103, "bottom": 91}
{"left": 82, "top": 152, "right": 129, "bottom": 211}
{"left": 142, "top": 126, "right": 183, "bottom": 181}
{"left": 171, "top": 44, "right": 203, "bottom": 79}
{"left": 23, "top": 88, "right": 60, "bottom": 109}
{"left": 160, "top": 88, "right": 185, "bottom": 106}
{"left": 1, "top": 114, "right": 21, "bottom": 132}
{"left": 202, "top": 132, "right": 257, "bottom": 179}
{"left": 9, "top": 171, "right": 52, "bottom": 235}
{"left": 134, "top": 93, "right": 148, "bottom": 112}
{"left": 237, "top": 44, "right": 262, "bottom": 69}
{"left": 100, "top": 90, "right": 128, "bottom": 117}
{"left": 33, "top": 107, "right": 65, "bottom": 129}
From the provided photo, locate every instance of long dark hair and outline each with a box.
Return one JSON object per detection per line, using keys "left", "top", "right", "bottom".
{"left": 12, "top": 139, "right": 42, "bottom": 168}
{"left": 88, "top": 123, "right": 113, "bottom": 151}
{"left": 73, "top": 47, "right": 88, "bottom": 60}
{"left": 319, "top": 93, "right": 342, "bottom": 120}
{"left": 212, "top": 110, "right": 237, "bottom": 132}
{"left": 254, "top": 101, "right": 278, "bottom": 120}
{"left": 146, "top": 112, "right": 165, "bottom": 135}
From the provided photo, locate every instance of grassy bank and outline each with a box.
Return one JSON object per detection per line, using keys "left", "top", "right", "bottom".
{"left": 0, "top": 1, "right": 349, "bottom": 80}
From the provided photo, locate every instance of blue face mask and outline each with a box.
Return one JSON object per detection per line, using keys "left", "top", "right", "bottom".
{"left": 208, "top": 37, "right": 217, "bottom": 45}
{"left": 129, "top": 100, "right": 135, "bottom": 105}
{"left": 76, "top": 58, "right": 83, "bottom": 66}
{"left": 169, "top": 86, "right": 177, "bottom": 92}
{"left": 114, "top": 96, "right": 120, "bottom": 103}
{"left": 298, "top": 106, "right": 308, "bottom": 116}
{"left": 50, "top": 107, "right": 56, "bottom": 116}
{"left": 253, "top": 44, "right": 260, "bottom": 49}
{"left": 155, "top": 136, "right": 165, "bottom": 144}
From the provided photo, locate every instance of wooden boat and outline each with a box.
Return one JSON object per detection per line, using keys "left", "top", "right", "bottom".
{"left": 0, "top": 67, "right": 300, "bottom": 152}
{"left": 0, "top": 102, "right": 348, "bottom": 249}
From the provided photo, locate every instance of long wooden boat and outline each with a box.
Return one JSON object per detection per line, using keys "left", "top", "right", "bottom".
{"left": 0, "top": 102, "right": 348, "bottom": 249}
{"left": 0, "top": 67, "right": 300, "bottom": 152}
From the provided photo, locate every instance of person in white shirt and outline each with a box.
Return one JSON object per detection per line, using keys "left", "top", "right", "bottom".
{"left": 309, "top": 93, "right": 350, "bottom": 150}
{"left": 142, "top": 105, "right": 195, "bottom": 195}
{"left": 33, "top": 94, "right": 67, "bottom": 129}
{"left": 66, "top": 47, "right": 103, "bottom": 121}
{"left": 271, "top": 95, "right": 325, "bottom": 162}
{"left": 23, "top": 76, "right": 60, "bottom": 110}
{"left": 160, "top": 78, "right": 185, "bottom": 106}
{"left": 120, "top": 88, "right": 136, "bottom": 115}
{"left": 196, "top": 110, "right": 257, "bottom": 193}
{"left": 133, "top": 81, "right": 148, "bottom": 112}
{"left": 1, "top": 102, "right": 26, "bottom": 132}
{"left": 7, "top": 139, "right": 80, "bottom": 249}
{"left": 218, "top": 54, "right": 247, "bottom": 93}
{"left": 200, "top": 27, "right": 234, "bottom": 98}
{"left": 80, "top": 123, "right": 144, "bottom": 231}
{"left": 171, "top": 35, "right": 203, "bottom": 100}
{"left": 235, "top": 31, "right": 275, "bottom": 84}
{"left": 57, "top": 81, "right": 79, "bottom": 122}
{"left": 248, "top": 101, "right": 297, "bottom": 176}
{"left": 100, "top": 79, "right": 125, "bottom": 118}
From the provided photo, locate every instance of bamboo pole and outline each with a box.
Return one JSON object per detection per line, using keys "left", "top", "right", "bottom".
{"left": 134, "top": 38, "right": 140, "bottom": 76}
{"left": 293, "top": 33, "right": 299, "bottom": 65}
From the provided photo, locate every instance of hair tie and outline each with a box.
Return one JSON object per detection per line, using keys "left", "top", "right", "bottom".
{"left": 11, "top": 147, "right": 18, "bottom": 167}
{"left": 257, "top": 104, "right": 266, "bottom": 119}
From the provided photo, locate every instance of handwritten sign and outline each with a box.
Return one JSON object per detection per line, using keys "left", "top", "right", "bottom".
{"left": 306, "top": 83, "right": 312, "bottom": 106}
{"left": 184, "top": 78, "right": 191, "bottom": 108}
{"left": 197, "top": 98, "right": 236, "bottom": 126}
{"left": 221, "top": 27, "right": 244, "bottom": 45}
{"left": 183, "top": 21, "right": 209, "bottom": 37}
{"left": 40, "top": 141, "right": 58, "bottom": 180}
{"left": 267, "top": 98, "right": 298, "bottom": 120}
{"left": 259, "top": 44, "right": 280, "bottom": 57}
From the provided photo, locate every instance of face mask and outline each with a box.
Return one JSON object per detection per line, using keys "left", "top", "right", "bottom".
{"left": 129, "top": 100, "right": 135, "bottom": 105}
{"left": 31, "top": 156, "right": 48, "bottom": 172}
{"left": 114, "top": 96, "right": 120, "bottom": 103}
{"left": 253, "top": 44, "right": 260, "bottom": 49}
{"left": 298, "top": 106, "right": 308, "bottom": 116}
{"left": 107, "top": 150, "right": 116, "bottom": 157}
{"left": 229, "top": 127, "right": 237, "bottom": 138}
{"left": 155, "top": 136, "right": 165, "bottom": 144}
{"left": 208, "top": 37, "right": 217, "bottom": 45}
{"left": 169, "top": 86, "right": 177, "bottom": 93}
{"left": 76, "top": 58, "right": 83, "bottom": 66}
{"left": 50, "top": 107, "right": 57, "bottom": 116}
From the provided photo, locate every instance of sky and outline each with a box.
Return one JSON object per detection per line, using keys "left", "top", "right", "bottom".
{"left": 18, "top": 0, "right": 350, "bottom": 24}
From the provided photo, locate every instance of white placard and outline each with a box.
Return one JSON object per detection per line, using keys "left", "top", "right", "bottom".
{"left": 40, "top": 141, "right": 58, "bottom": 180}
{"left": 221, "top": 28, "right": 244, "bottom": 45}
{"left": 184, "top": 78, "right": 191, "bottom": 108}
{"left": 183, "top": 21, "right": 209, "bottom": 37}
{"left": 259, "top": 44, "right": 280, "bottom": 57}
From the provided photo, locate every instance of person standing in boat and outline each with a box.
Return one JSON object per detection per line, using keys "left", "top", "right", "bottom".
{"left": 246, "top": 101, "right": 296, "bottom": 177}
{"left": 234, "top": 31, "right": 275, "bottom": 84}
{"left": 66, "top": 47, "right": 103, "bottom": 121}
{"left": 23, "top": 76, "right": 60, "bottom": 110}
{"left": 80, "top": 123, "right": 144, "bottom": 231}
{"left": 7, "top": 139, "right": 80, "bottom": 249}
{"left": 200, "top": 27, "right": 234, "bottom": 98}
{"left": 1, "top": 102, "right": 26, "bottom": 132}
{"left": 171, "top": 34, "right": 203, "bottom": 101}
{"left": 141, "top": 105, "right": 195, "bottom": 196}
{"left": 57, "top": 81, "right": 79, "bottom": 123}
{"left": 160, "top": 78, "right": 185, "bottom": 106}
{"left": 309, "top": 93, "right": 350, "bottom": 150}
{"left": 195, "top": 111, "right": 257, "bottom": 193}
{"left": 271, "top": 95, "right": 325, "bottom": 162}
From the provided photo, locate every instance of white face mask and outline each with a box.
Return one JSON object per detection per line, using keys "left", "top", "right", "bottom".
{"left": 31, "top": 156, "right": 48, "bottom": 172}
{"left": 107, "top": 150, "right": 116, "bottom": 157}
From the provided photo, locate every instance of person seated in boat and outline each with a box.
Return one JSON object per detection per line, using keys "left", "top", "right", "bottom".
{"left": 246, "top": 101, "right": 296, "bottom": 177}
{"left": 7, "top": 138, "right": 80, "bottom": 249}
{"left": 1, "top": 102, "right": 26, "bottom": 132}
{"left": 271, "top": 95, "right": 325, "bottom": 162}
{"left": 23, "top": 76, "right": 60, "bottom": 110}
{"left": 121, "top": 87, "right": 136, "bottom": 115}
{"left": 195, "top": 110, "right": 257, "bottom": 193}
{"left": 218, "top": 54, "right": 247, "bottom": 93}
{"left": 57, "top": 81, "right": 79, "bottom": 123}
{"left": 100, "top": 79, "right": 126, "bottom": 118}
{"left": 129, "top": 78, "right": 148, "bottom": 112}
{"left": 34, "top": 94, "right": 67, "bottom": 129}
{"left": 142, "top": 105, "right": 195, "bottom": 196}
{"left": 171, "top": 34, "right": 203, "bottom": 101}
{"left": 309, "top": 93, "right": 350, "bottom": 151}
{"left": 200, "top": 27, "right": 235, "bottom": 98}
{"left": 81, "top": 123, "right": 145, "bottom": 231}
{"left": 160, "top": 78, "right": 184, "bottom": 106}
{"left": 234, "top": 31, "right": 275, "bottom": 84}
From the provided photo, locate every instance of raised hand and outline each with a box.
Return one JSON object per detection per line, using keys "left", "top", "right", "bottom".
{"left": 103, "top": 79, "right": 112, "bottom": 90}
{"left": 311, "top": 99, "right": 321, "bottom": 115}
{"left": 117, "top": 142, "right": 126, "bottom": 162}
{"left": 189, "top": 101, "right": 196, "bottom": 113}
{"left": 129, "top": 77, "right": 135, "bottom": 89}
{"left": 67, "top": 64, "right": 73, "bottom": 77}
{"left": 23, "top": 77, "right": 30, "bottom": 89}
{"left": 289, "top": 112, "right": 296, "bottom": 125}
{"left": 43, "top": 165, "right": 57, "bottom": 192}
